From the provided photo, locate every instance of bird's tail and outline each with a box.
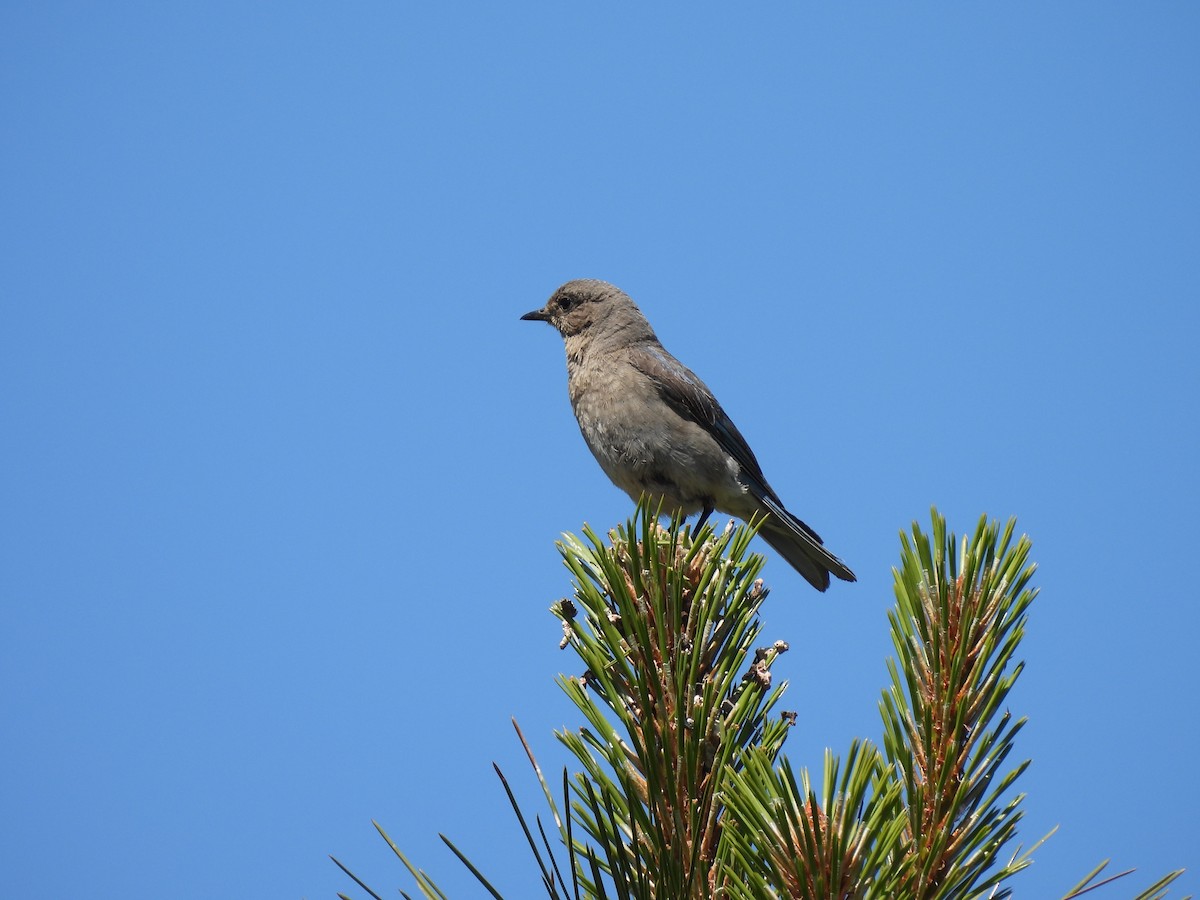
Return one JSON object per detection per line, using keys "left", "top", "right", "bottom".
{"left": 756, "top": 499, "right": 856, "bottom": 592}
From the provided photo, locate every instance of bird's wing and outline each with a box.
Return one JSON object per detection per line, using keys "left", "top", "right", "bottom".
{"left": 630, "top": 344, "right": 780, "bottom": 501}
{"left": 630, "top": 342, "right": 836, "bottom": 564}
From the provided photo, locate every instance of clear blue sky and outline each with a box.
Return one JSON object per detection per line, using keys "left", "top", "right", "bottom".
{"left": 3, "top": 4, "right": 1197, "bottom": 898}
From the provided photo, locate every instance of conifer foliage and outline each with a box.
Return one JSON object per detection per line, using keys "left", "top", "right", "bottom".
{"left": 333, "top": 506, "right": 1186, "bottom": 900}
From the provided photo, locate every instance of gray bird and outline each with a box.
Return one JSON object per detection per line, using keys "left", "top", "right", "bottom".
{"left": 521, "top": 278, "right": 855, "bottom": 592}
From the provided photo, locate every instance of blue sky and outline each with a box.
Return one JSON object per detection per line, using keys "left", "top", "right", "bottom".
{"left": 2, "top": 4, "right": 1197, "bottom": 898}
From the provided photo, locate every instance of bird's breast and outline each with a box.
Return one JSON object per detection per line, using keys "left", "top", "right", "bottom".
{"left": 565, "top": 356, "right": 743, "bottom": 515}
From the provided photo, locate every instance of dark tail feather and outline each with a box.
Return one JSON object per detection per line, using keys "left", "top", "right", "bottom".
{"left": 756, "top": 500, "right": 856, "bottom": 592}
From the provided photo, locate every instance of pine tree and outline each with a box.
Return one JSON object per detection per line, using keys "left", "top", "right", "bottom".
{"left": 333, "top": 505, "right": 1187, "bottom": 900}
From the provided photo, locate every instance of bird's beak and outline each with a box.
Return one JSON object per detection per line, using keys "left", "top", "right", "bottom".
{"left": 520, "top": 307, "right": 551, "bottom": 322}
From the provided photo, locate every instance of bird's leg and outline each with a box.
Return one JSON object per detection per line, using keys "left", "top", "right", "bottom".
{"left": 692, "top": 501, "right": 714, "bottom": 537}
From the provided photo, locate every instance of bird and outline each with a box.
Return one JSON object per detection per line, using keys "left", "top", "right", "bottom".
{"left": 521, "top": 278, "right": 855, "bottom": 592}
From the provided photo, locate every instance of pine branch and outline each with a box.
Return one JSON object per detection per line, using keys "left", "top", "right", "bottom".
{"left": 878, "top": 509, "right": 1039, "bottom": 900}
{"left": 332, "top": 504, "right": 1188, "bottom": 900}
{"left": 550, "top": 505, "right": 787, "bottom": 898}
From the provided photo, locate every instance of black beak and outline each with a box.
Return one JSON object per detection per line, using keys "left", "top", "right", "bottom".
{"left": 520, "top": 308, "right": 551, "bottom": 322}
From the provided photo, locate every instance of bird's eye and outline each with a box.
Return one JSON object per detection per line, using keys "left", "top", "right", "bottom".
{"left": 558, "top": 295, "right": 578, "bottom": 312}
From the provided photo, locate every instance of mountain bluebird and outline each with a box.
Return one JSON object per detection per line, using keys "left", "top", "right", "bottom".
{"left": 521, "top": 278, "right": 855, "bottom": 592}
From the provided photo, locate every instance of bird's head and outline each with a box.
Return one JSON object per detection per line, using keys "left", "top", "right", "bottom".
{"left": 521, "top": 279, "right": 651, "bottom": 340}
